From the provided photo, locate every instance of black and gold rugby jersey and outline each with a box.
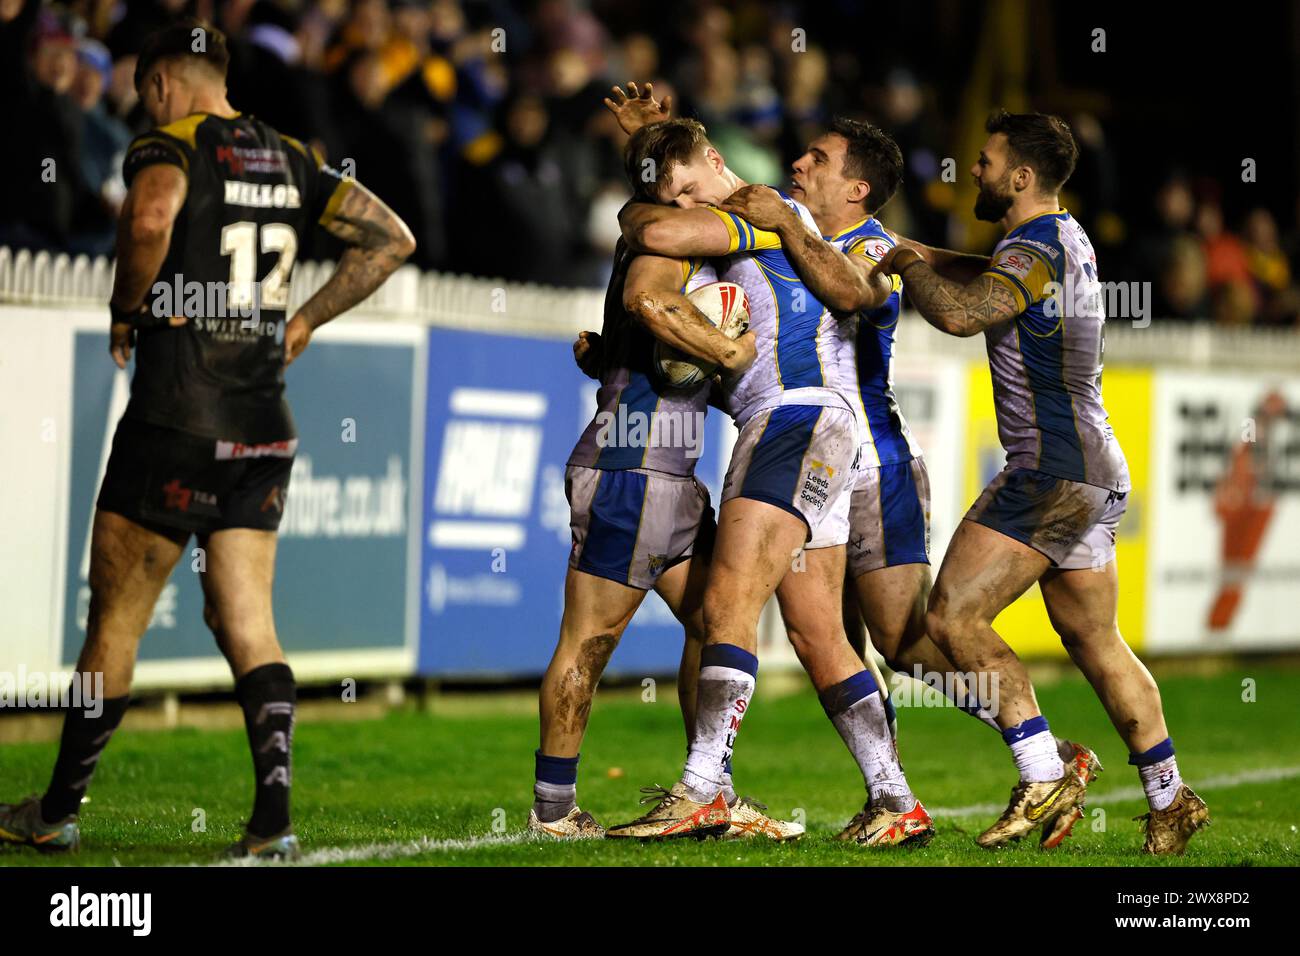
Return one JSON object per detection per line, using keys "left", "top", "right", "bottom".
{"left": 121, "top": 112, "right": 351, "bottom": 443}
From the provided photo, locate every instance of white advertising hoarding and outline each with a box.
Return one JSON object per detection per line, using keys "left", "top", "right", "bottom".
{"left": 1148, "top": 371, "right": 1300, "bottom": 652}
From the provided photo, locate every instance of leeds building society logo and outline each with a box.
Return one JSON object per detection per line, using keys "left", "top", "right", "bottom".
{"left": 799, "top": 459, "right": 834, "bottom": 513}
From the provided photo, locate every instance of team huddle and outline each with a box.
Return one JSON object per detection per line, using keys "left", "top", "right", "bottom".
{"left": 529, "top": 84, "right": 1210, "bottom": 855}
{"left": 0, "top": 19, "right": 1209, "bottom": 861}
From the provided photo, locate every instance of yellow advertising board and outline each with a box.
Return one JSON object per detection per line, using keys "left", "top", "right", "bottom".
{"left": 961, "top": 362, "right": 1150, "bottom": 655}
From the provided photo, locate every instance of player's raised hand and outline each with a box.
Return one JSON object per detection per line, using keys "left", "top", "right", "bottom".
{"left": 718, "top": 185, "right": 796, "bottom": 232}
{"left": 572, "top": 330, "right": 603, "bottom": 380}
{"left": 603, "top": 81, "right": 672, "bottom": 136}
{"left": 284, "top": 314, "right": 312, "bottom": 366}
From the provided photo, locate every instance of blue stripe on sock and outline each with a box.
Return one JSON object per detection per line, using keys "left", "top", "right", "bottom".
{"left": 724, "top": 755, "right": 733, "bottom": 776}
{"left": 700, "top": 643, "right": 758, "bottom": 677}
{"left": 883, "top": 692, "right": 897, "bottom": 726}
{"left": 535, "top": 750, "right": 580, "bottom": 785}
{"left": 1129, "top": 737, "right": 1175, "bottom": 766}
{"left": 1002, "top": 715, "right": 1051, "bottom": 745}
{"left": 818, "top": 669, "right": 879, "bottom": 716}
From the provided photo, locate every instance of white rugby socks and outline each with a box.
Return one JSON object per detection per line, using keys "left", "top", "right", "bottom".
{"left": 820, "top": 670, "right": 914, "bottom": 811}
{"left": 1003, "top": 715, "right": 1067, "bottom": 783}
{"left": 533, "top": 751, "right": 579, "bottom": 823}
{"left": 1132, "top": 738, "right": 1182, "bottom": 811}
{"left": 680, "top": 644, "right": 757, "bottom": 803}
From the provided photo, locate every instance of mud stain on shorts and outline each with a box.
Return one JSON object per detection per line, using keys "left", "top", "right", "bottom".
{"left": 1029, "top": 479, "right": 1106, "bottom": 554}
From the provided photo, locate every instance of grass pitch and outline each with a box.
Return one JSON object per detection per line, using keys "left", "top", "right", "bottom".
{"left": 1, "top": 665, "right": 1297, "bottom": 866}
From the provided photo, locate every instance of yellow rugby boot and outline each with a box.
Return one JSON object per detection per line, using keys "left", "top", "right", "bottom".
{"left": 604, "top": 783, "right": 729, "bottom": 841}
{"left": 526, "top": 806, "right": 606, "bottom": 840}
{"left": 977, "top": 771, "right": 1089, "bottom": 849}
{"left": 1135, "top": 785, "right": 1210, "bottom": 856}
{"left": 847, "top": 799, "right": 935, "bottom": 847}
{"left": 724, "top": 796, "right": 804, "bottom": 841}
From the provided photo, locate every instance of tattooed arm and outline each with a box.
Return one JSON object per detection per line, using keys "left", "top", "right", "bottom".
{"left": 771, "top": 215, "right": 894, "bottom": 313}
{"left": 872, "top": 246, "right": 1020, "bottom": 337}
{"left": 284, "top": 183, "right": 416, "bottom": 365}
{"left": 897, "top": 239, "right": 991, "bottom": 284}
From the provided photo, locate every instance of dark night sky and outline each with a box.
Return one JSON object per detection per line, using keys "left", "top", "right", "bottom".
{"left": 593, "top": 0, "right": 1299, "bottom": 230}
{"left": 1050, "top": 3, "right": 1298, "bottom": 225}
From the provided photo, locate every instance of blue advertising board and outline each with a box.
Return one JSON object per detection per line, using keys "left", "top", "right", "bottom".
{"left": 61, "top": 321, "right": 734, "bottom": 681}
{"left": 417, "top": 326, "right": 731, "bottom": 677}
{"left": 62, "top": 328, "right": 418, "bottom": 671}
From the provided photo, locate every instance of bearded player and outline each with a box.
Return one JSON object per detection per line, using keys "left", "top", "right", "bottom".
{"left": 605, "top": 118, "right": 931, "bottom": 845}
{"left": 607, "top": 87, "right": 1092, "bottom": 770}
{"left": 873, "top": 110, "right": 1208, "bottom": 854}
{"left": 0, "top": 21, "right": 414, "bottom": 858}
{"left": 718, "top": 120, "right": 1098, "bottom": 823}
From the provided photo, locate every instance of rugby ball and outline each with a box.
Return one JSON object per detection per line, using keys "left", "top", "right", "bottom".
{"left": 654, "top": 281, "right": 751, "bottom": 388}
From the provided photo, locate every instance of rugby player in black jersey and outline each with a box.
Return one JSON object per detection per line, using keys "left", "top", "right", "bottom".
{"left": 0, "top": 20, "right": 414, "bottom": 859}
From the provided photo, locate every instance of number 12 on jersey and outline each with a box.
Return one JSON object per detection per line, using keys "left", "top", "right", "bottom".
{"left": 219, "top": 221, "right": 298, "bottom": 312}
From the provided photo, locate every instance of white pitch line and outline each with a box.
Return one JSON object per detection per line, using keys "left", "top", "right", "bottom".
{"left": 202, "top": 764, "right": 1300, "bottom": 866}
{"left": 930, "top": 764, "right": 1300, "bottom": 819}
{"left": 209, "top": 832, "right": 531, "bottom": 867}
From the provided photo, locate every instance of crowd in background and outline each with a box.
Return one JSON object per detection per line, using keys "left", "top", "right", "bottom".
{"left": 2, "top": 0, "right": 1298, "bottom": 326}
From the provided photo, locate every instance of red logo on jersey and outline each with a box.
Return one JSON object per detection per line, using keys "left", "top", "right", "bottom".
{"left": 162, "top": 479, "right": 192, "bottom": 511}
{"left": 215, "top": 145, "right": 246, "bottom": 175}
{"left": 865, "top": 239, "right": 891, "bottom": 260}
{"left": 215, "top": 145, "right": 289, "bottom": 176}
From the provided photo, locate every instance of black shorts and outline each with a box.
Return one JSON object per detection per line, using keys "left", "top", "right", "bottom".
{"left": 97, "top": 417, "right": 295, "bottom": 536}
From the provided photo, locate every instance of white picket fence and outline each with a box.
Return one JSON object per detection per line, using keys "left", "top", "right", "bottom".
{"left": 2, "top": 245, "right": 1298, "bottom": 370}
